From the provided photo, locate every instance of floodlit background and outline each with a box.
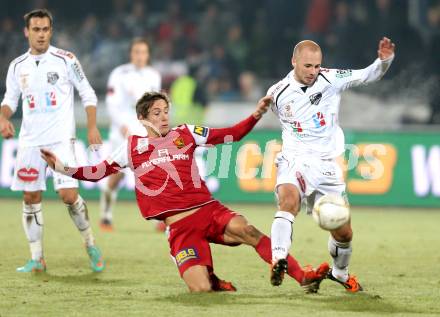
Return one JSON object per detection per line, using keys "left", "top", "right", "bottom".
{"left": 0, "top": 1, "right": 439, "bottom": 316}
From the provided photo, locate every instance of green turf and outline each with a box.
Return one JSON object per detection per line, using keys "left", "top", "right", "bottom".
{"left": 1, "top": 199, "right": 439, "bottom": 317}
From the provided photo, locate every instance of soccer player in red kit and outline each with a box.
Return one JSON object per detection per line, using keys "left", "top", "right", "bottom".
{"left": 41, "top": 91, "right": 329, "bottom": 292}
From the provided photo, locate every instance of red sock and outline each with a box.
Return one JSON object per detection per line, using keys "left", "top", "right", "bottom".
{"left": 255, "top": 235, "right": 304, "bottom": 284}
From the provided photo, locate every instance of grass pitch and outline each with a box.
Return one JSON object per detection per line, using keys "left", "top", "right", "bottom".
{"left": 1, "top": 199, "right": 439, "bottom": 317}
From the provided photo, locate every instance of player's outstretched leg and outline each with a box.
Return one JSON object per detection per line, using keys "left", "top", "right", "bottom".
{"left": 63, "top": 192, "right": 105, "bottom": 272}
{"left": 17, "top": 197, "right": 46, "bottom": 273}
{"left": 327, "top": 223, "right": 362, "bottom": 292}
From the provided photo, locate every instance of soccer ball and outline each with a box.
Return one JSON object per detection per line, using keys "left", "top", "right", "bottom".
{"left": 312, "top": 194, "right": 350, "bottom": 231}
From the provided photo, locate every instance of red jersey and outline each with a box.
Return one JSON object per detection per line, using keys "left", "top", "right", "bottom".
{"left": 67, "top": 115, "right": 259, "bottom": 220}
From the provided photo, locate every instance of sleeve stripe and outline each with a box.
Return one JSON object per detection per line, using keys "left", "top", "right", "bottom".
{"left": 319, "top": 72, "right": 331, "bottom": 84}
{"left": 13, "top": 56, "right": 29, "bottom": 74}
{"left": 50, "top": 52, "right": 67, "bottom": 65}
{"left": 275, "top": 83, "right": 290, "bottom": 108}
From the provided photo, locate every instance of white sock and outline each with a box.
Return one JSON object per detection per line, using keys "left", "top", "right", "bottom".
{"left": 100, "top": 186, "right": 117, "bottom": 221}
{"left": 67, "top": 196, "right": 95, "bottom": 247}
{"left": 328, "top": 236, "right": 352, "bottom": 282}
{"left": 271, "top": 211, "right": 295, "bottom": 261}
{"left": 22, "top": 202, "right": 44, "bottom": 260}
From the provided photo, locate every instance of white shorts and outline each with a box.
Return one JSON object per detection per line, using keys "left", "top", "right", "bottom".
{"left": 275, "top": 153, "right": 347, "bottom": 213}
{"left": 11, "top": 140, "right": 79, "bottom": 192}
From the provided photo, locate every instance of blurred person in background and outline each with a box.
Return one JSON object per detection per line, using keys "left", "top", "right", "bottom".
{"left": 426, "top": 2, "right": 440, "bottom": 124}
{"left": 170, "top": 64, "right": 214, "bottom": 192}
{"left": 239, "top": 71, "right": 263, "bottom": 102}
{"left": 170, "top": 64, "right": 207, "bottom": 126}
{"left": 0, "top": 9, "right": 105, "bottom": 273}
{"left": 100, "top": 37, "right": 161, "bottom": 231}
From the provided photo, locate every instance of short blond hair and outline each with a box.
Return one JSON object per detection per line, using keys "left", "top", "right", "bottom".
{"left": 293, "top": 40, "right": 321, "bottom": 58}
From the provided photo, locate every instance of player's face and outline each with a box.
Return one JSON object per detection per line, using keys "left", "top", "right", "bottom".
{"left": 292, "top": 50, "right": 322, "bottom": 86}
{"left": 130, "top": 42, "right": 149, "bottom": 68}
{"left": 146, "top": 99, "right": 170, "bottom": 137}
{"left": 25, "top": 17, "right": 52, "bottom": 54}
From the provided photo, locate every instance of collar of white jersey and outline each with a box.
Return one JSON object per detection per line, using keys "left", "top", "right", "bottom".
{"left": 26, "top": 45, "right": 56, "bottom": 59}
{"left": 287, "top": 70, "right": 311, "bottom": 92}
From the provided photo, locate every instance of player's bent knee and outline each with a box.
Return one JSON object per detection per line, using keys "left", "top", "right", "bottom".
{"left": 187, "top": 280, "right": 212, "bottom": 292}
{"left": 278, "top": 197, "right": 300, "bottom": 215}
{"left": 243, "top": 224, "right": 263, "bottom": 241}
{"left": 59, "top": 190, "right": 78, "bottom": 205}
{"left": 332, "top": 223, "right": 353, "bottom": 242}
{"left": 23, "top": 191, "right": 42, "bottom": 204}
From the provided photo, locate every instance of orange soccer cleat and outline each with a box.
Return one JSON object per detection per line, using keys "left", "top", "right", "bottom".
{"left": 100, "top": 219, "right": 114, "bottom": 232}
{"left": 210, "top": 273, "right": 237, "bottom": 292}
{"left": 327, "top": 269, "right": 363, "bottom": 292}
{"left": 300, "top": 262, "right": 330, "bottom": 293}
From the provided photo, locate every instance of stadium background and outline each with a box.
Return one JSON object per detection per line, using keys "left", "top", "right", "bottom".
{"left": 1, "top": 1, "right": 440, "bottom": 317}
{"left": 1, "top": 0, "right": 439, "bottom": 206}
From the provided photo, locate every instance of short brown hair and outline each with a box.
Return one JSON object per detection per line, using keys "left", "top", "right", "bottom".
{"left": 136, "top": 91, "right": 169, "bottom": 118}
{"left": 24, "top": 9, "right": 53, "bottom": 28}
{"left": 129, "top": 37, "right": 149, "bottom": 52}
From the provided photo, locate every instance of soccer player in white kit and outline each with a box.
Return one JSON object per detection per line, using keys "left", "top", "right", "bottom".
{"left": 268, "top": 37, "right": 395, "bottom": 292}
{"left": 0, "top": 9, "right": 105, "bottom": 273}
{"left": 100, "top": 38, "right": 161, "bottom": 231}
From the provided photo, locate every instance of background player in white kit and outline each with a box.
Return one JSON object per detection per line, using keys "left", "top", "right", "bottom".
{"left": 100, "top": 38, "right": 161, "bottom": 231}
{"left": 268, "top": 37, "right": 395, "bottom": 291}
{"left": 0, "top": 9, "right": 105, "bottom": 273}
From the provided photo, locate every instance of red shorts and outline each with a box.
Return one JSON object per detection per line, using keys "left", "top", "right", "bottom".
{"left": 168, "top": 200, "right": 239, "bottom": 276}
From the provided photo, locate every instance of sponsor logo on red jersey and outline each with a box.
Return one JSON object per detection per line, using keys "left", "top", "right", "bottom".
{"left": 193, "top": 126, "right": 208, "bottom": 137}
{"left": 17, "top": 168, "right": 39, "bottom": 182}
{"left": 173, "top": 137, "right": 185, "bottom": 149}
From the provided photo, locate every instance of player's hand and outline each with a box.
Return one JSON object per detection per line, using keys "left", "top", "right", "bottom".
{"left": 378, "top": 37, "right": 395, "bottom": 60}
{"left": 40, "top": 149, "right": 59, "bottom": 170}
{"left": 87, "top": 126, "right": 102, "bottom": 150}
{"left": 0, "top": 117, "right": 15, "bottom": 139}
{"left": 120, "top": 125, "right": 130, "bottom": 138}
{"left": 253, "top": 95, "right": 273, "bottom": 120}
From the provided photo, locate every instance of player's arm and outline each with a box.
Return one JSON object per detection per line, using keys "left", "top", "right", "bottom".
{"left": 40, "top": 140, "right": 128, "bottom": 182}
{"left": 67, "top": 55, "right": 102, "bottom": 146}
{"left": 187, "top": 95, "right": 272, "bottom": 146}
{"left": 332, "top": 37, "right": 396, "bottom": 92}
{"left": 0, "top": 106, "right": 15, "bottom": 139}
{"left": 0, "top": 62, "right": 21, "bottom": 138}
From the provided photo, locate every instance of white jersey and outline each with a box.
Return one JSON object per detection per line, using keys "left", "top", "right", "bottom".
{"left": 1, "top": 46, "right": 97, "bottom": 147}
{"left": 106, "top": 63, "right": 161, "bottom": 138}
{"left": 268, "top": 56, "right": 394, "bottom": 159}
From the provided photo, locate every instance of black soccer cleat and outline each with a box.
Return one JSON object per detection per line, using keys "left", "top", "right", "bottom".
{"left": 270, "top": 258, "right": 288, "bottom": 286}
